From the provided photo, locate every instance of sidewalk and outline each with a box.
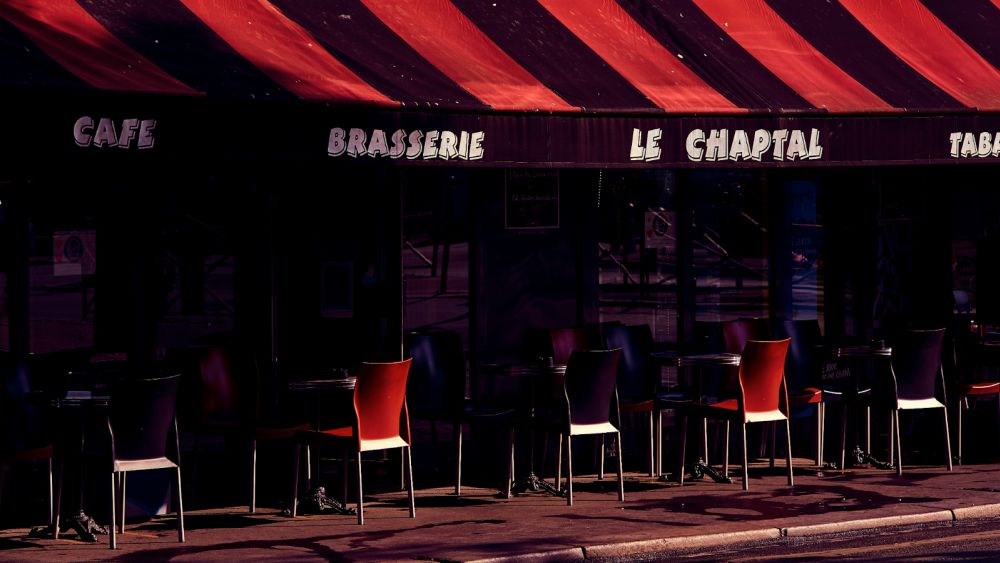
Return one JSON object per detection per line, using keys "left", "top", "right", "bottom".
{"left": 3, "top": 461, "right": 1000, "bottom": 562}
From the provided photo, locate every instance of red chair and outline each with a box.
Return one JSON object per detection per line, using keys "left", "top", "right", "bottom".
{"left": 954, "top": 340, "right": 1000, "bottom": 465}
{"left": 676, "top": 339, "right": 793, "bottom": 491}
{"left": 549, "top": 328, "right": 595, "bottom": 365}
{"left": 194, "top": 346, "right": 311, "bottom": 513}
{"left": 292, "top": 359, "right": 415, "bottom": 525}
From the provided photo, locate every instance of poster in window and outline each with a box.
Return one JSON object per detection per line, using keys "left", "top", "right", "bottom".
{"left": 505, "top": 170, "right": 559, "bottom": 230}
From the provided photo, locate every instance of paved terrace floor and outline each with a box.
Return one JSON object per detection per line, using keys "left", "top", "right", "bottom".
{"left": 3, "top": 460, "right": 1000, "bottom": 562}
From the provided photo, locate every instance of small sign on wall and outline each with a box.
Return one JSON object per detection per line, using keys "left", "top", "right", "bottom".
{"left": 53, "top": 231, "right": 96, "bottom": 276}
{"left": 505, "top": 170, "right": 559, "bottom": 230}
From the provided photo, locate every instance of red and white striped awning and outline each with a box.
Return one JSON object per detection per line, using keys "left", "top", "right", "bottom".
{"left": 3, "top": 0, "right": 1000, "bottom": 167}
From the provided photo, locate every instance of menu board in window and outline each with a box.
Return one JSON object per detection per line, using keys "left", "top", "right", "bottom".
{"left": 505, "top": 170, "right": 559, "bottom": 230}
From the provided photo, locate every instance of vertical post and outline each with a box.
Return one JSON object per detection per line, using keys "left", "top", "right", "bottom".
{"left": 676, "top": 173, "right": 696, "bottom": 352}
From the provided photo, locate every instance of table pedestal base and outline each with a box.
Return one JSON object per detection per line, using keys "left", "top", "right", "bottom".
{"left": 30, "top": 510, "right": 107, "bottom": 542}
{"left": 828, "top": 446, "right": 893, "bottom": 470}
{"left": 660, "top": 458, "right": 734, "bottom": 484}
{"left": 511, "top": 471, "right": 563, "bottom": 497}
{"left": 288, "top": 486, "right": 356, "bottom": 516}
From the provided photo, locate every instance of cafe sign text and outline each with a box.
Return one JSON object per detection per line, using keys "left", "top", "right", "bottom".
{"left": 630, "top": 128, "right": 824, "bottom": 162}
{"left": 328, "top": 127, "right": 485, "bottom": 160}
{"left": 73, "top": 116, "right": 156, "bottom": 149}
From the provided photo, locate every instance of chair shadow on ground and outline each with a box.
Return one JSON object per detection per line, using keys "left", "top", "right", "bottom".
{"left": 542, "top": 482, "right": 942, "bottom": 527}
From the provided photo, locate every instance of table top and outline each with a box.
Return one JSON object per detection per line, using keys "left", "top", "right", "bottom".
{"left": 51, "top": 390, "right": 110, "bottom": 407}
{"left": 287, "top": 376, "right": 357, "bottom": 392}
{"left": 831, "top": 345, "right": 892, "bottom": 358}
{"left": 650, "top": 352, "right": 741, "bottom": 367}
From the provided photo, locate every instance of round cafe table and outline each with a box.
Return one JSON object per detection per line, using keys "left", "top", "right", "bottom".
{"left": 829, "top": 344, "right": 894, "bottom": 470}
{"left": 650, "top": 352, "right": 741, "bottom": 484}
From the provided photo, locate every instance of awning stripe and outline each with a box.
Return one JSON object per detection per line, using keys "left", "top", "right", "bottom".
{"left": 767, "top": 0, "right": 963, "bottom": 111}
{"left": 271, "top": 0, "right": 486, "bottom": 110}
{"left": 691, "top": 0, "right": 892, "bottom": 112}
{"left": 358, "top": 0, "right": 575, "bottom": 112}
{"left": 620, "top": 0, "right": 812, "bottom": 113}
{"left": 536, "top": 0, "right": 741, "bottom": 113}
{"left": 0, "top": 0, "right": 198, "bottom": 94}
{"left": 840, "top": 0, "right": 1000, "bottom": 111}
{"left": 178, "top": 0, "right": 395, "bottom": 104}
{"left": 451, "top": 0, "right": 656, "bottom": 112}
{"left": 920, "top": 0, "right": 1000, "bottom": 79}
{"left": 0, "top": 17, "right": 90, "bottom": 91}
{"left": 77, "top": 0, "right": 295, "bottom": 101}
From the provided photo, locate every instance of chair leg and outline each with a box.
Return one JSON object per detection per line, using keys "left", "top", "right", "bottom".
{"left": 120, "top": 472, "right": 127, "bottom": 535}
{"left": 678, "top": 415, "right": 688, "bottom": 486}
{"left": 53, "top": 457, "right": 63, "bottom": 539}
{"left": 956, "top": 398, "right": 963, "bottom": 466}
{"left": 305, "top": 444, "right": 312, "bottom": 491}
{"left": 48, "top": 458, "right": 54, "bottom": 525}
{"left": 741, "top": 423, "right": 749, "bottom": 491}
{"left": 864, "top": 406, "right": 871, "bottom": 453}
{"left": 356, "top": 453, "right": 364, "bottom": 525}
{"left": 702, "top": 418, "right": 709, "bottom": 466}
{"left": 942, "top": 406, "right": 954, "bottom": 472}
{"left": 769, "top": 422, "right": 776, "bottom": 469}
{"left": 109, "top": 472, "right": 117, "bottom": 550}
{"left": 598, "top": 434, "right": 605, "bottom": 480}
{"left": 648, "top": 410, "right": 655, "bottom": 477}
{"left": 454, "top": 423, "right": 463, "bottom": 496}
{"left": 406, "top": 446, "right": 416, "bottom": 518}
{"left": 505, "top": 428, "right": 514, "bottom": 499}
{"left": 888, "top": 411, "right": 895, "bottom": 466}
{"left": 723, "top": 421, "right": 730, "bottom": 476}
{"left": 785, "top": 418, "right": 794, "bottom": 487}
{"left": 615, "top": 431, "right": 625, "bottom": 502}
{"left": 565, "top": 435, "right": 573, "bottom": 507}
{"left": 291, "top": 444, "right": 301, "bottom": 518}
{"left": 894, "top": 410, "right": 903, "bottom": 476}
{"left": 556, "top": 434, "right": 563, "bottom": 489}
{"left": 250, "top": 439, "right": 257, "bottom": 513}
{"left": 343, "top": 446, "right": 350, "bottom": 503}
{"left": 655, "top": 410, "right": 663, "bottom": 477}
{"left": 176, "top": 466, "right": 185, "bottom": 543}
{"left": 816, "top": 404, "right": 824, "bottom": 467}
{"left": 839, "top": 404, "right": 848, "bottom": 470}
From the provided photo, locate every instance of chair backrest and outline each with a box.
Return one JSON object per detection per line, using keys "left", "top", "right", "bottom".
{"left": 550, "top": 328, "right": 596, "bottom": 365}
{"left": 110, "top": 374, "right": 181, "bottom": 462}
{"left": 405, "top": 331, "right": 466, "bottom": 417}
{"left": 564, "top": 349, "right": 621, "bottom": 427}
{"left": 603, "top": 324, "right": 655, "bottom": 402}
{"left": 773, "top": 319, "right": 823, "bottom": 391}
{"left": 737, "top": 339, "right": 791, "bottom": 423}
{"left": 354, "top": 359, "right": 413, "bottom": 448}
{"left": 197, "top": 346, "right": 257, "bottom": 424}
{"left": 723, "top": 318, "right": 771, "bottom": 354}
{"left": 890, "top": 328, "right": 946, "bottom": 402}
{"left": 1, "top": 357, "right": 46, "bottom": 452}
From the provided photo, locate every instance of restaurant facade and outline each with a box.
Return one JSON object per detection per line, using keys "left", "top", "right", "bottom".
{"left": 1, "top": 0, "right": 1000, "bottom": 452}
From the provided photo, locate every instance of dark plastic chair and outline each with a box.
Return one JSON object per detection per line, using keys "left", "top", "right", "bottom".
{"left": 108, "top": 374, "right": 184, "bottom": 550}
{"left": 194, "top": 346, "right": 311, "bottom": 513}
{"left": 676, "top": 339, "right": 794, "bottom": 491}
{"left": 406, "top": 330, "right": 515, "bottom": 495}
{"left": 546, "top": 349, "right": 624, "bottom": 506}
{"left": 292, "top": 359, "right": 415, "bottom": 525}
{"left": 869, "top": 329, "right": 953, "bottom": 476}
{"left": 773, "top": 319, "right": 838, "bottom": 467}
{"left": 0, "top": 358, "right": 63, "bottom": 536}
{"left": 604, "top": 324, "right": 657, "bottom": 476}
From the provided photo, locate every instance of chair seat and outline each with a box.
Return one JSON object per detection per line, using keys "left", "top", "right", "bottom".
{"left": 898, "top": 398, "right": 946, "bottom": 410}
{"left": 620, "top": 398, "right": 654, "bottom": 414}
{"left": 300, "top": 426, "right": 410, "bottom": 452}
{"left": 568, "top": 421, "right": 620, "bottom": 436}
{"left": 253, "top": 422, "right": 312, "bottom": 441}
{"left": 0, "top": 445, "right": 53, "bottom": 463}
{"left": 963, "top": 381, "right": 1000, "bottom": 396}
{"left": 789, "top": 387, "right": 823, "bottom": 404}
{"left": 114, "top": 456, "right": 178, "bottom": 472}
